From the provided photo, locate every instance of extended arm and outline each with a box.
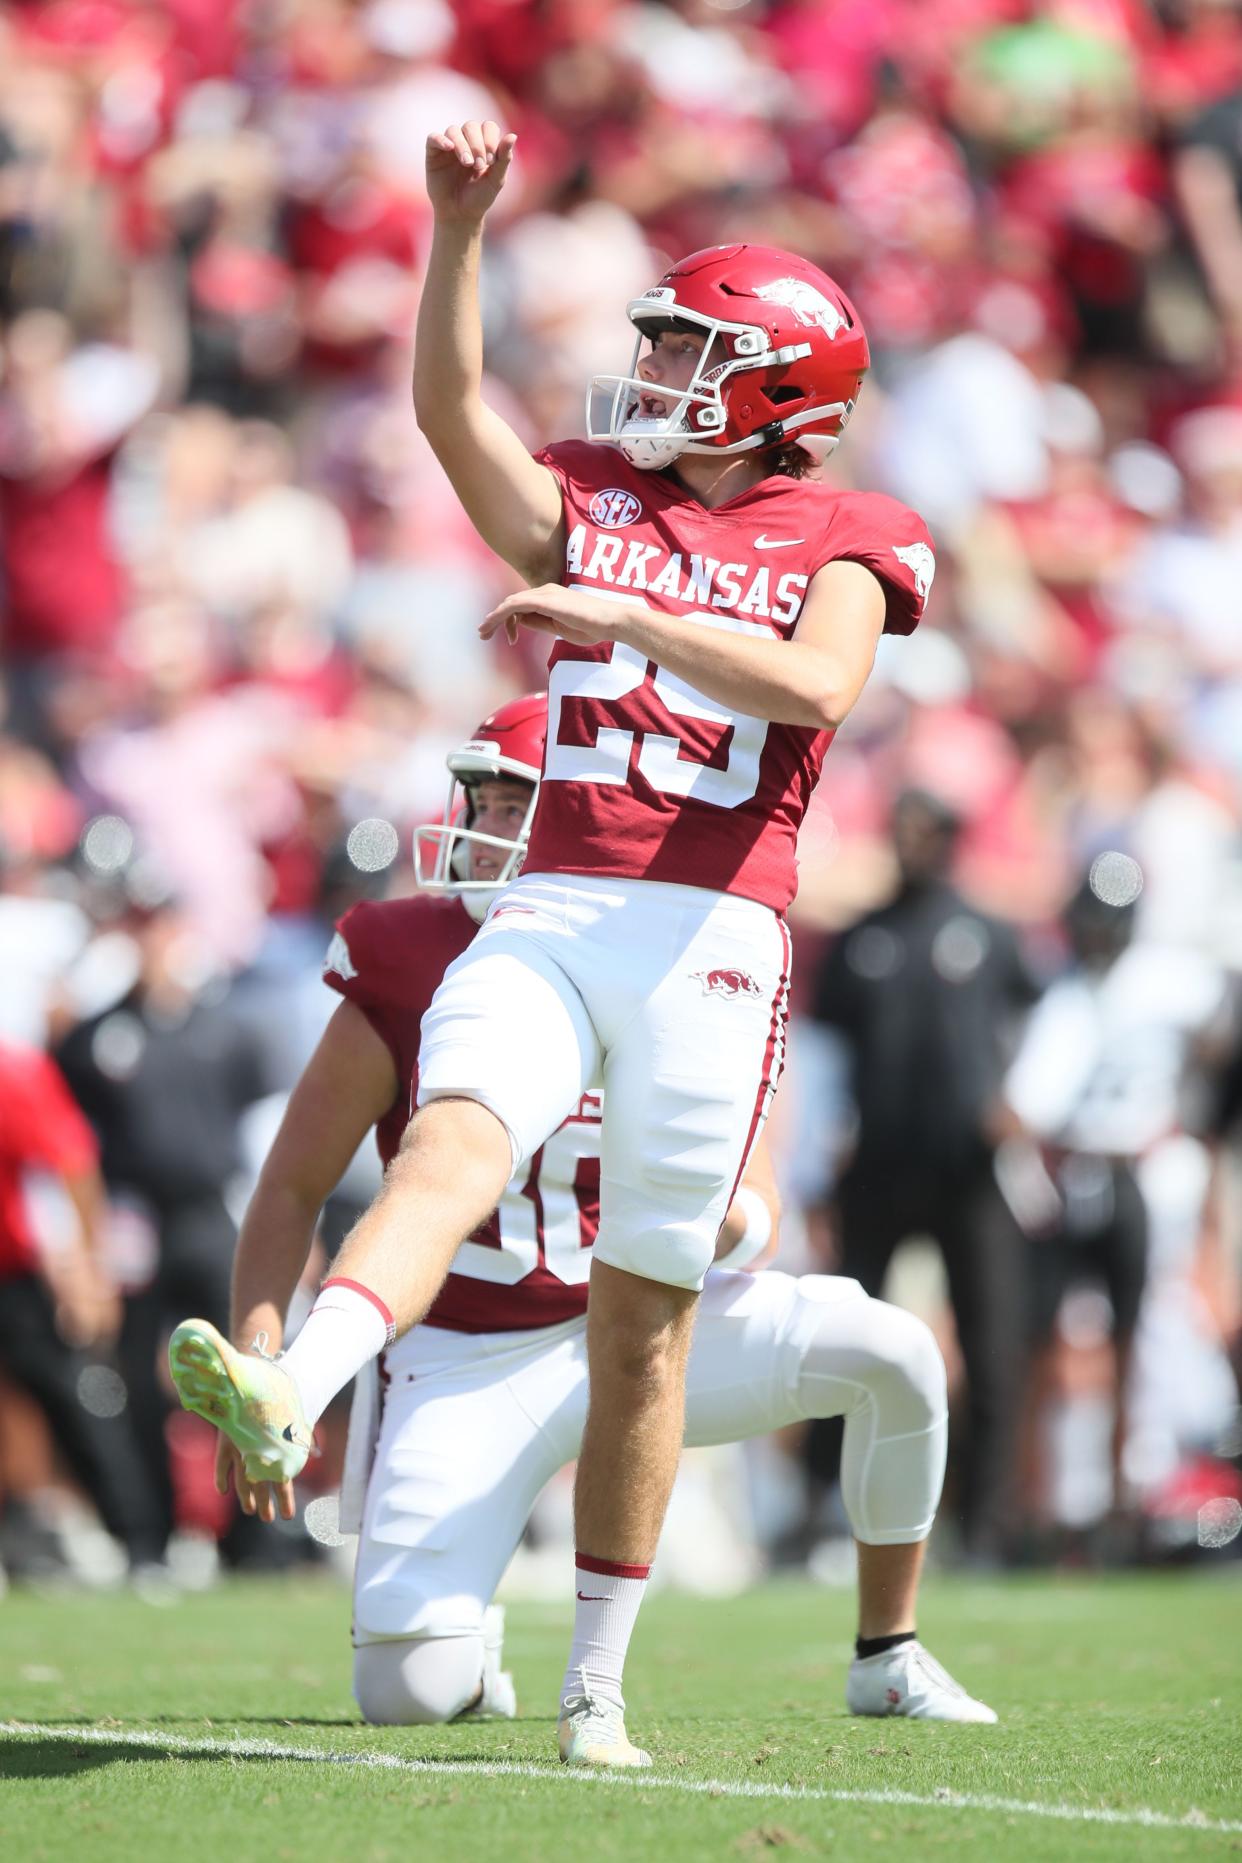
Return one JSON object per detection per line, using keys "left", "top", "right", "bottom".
{"left": 223, "top": 1001, "right": 397, "bottom": 1520}
{"left": 231, "top": 1002, "right": 398, "bottom": 1349}
{"left": 482, "top": 559, "right": 888, "bottom": 730}
{"left": 413, "top": 123, "right": 565, "bottom": 583}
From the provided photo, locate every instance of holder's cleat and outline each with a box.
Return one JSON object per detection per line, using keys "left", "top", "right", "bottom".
{"left": 847, "top": 1640, "right": 998, "bottom": 1724}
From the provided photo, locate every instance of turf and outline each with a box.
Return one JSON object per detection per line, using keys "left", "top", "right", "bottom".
{"left": 1, "top": 1572, "right": 1239, "bottom": 1861}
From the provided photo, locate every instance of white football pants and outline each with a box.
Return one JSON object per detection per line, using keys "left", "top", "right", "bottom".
{"left": 417, "top": 875, "right": 790, "bottom": 1290}
{"left": 352, "top": 1269, "right": 947, "bottom": 1723}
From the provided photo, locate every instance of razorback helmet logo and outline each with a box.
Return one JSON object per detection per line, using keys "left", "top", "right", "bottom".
{"left": 755, "top": 276, "right": 848, "bottom": 340}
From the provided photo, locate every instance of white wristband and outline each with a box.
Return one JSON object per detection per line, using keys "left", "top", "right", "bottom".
{"left": 715, "top": 1186, "right": 773, "bottom": 1273}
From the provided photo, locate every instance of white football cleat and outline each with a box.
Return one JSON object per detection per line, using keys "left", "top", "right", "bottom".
{"left": 458, "top": 1605, "right": 516, "bottom": 1720}
{"left": 847, "top": 1640, "right": 998, "bottom": 1723}
{"left": 168, "top": 1319, "right": 312, "bottom": 1484}
{"left": 558, "top": 1684, "right": 651, "bottom": 1768}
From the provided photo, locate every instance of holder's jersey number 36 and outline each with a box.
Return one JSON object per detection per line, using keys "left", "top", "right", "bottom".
{"left": 544, "top": 607, "right": 773, "bottom": 811}
{"left": 452, "top": 1119, "right": 599, "bottom": 1287}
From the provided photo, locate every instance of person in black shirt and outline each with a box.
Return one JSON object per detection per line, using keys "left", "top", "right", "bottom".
{"left": 54, "top": 889, "right": 270, "bottom": 1560}
{"left": 809, "top": 788, "right": 1040, "bottom": 1561}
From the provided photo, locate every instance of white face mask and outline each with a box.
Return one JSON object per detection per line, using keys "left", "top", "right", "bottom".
{"left": 586, "top": 318, "right": 734, "bottom": 470}
{"left": 412, "top": 770, "right": 538, "bottom": 922}
{"left": 585, "top": 293, "right": 837, "bottom": 469}
{"left": 586, "top": 367, "right": 729, "bottom": 470}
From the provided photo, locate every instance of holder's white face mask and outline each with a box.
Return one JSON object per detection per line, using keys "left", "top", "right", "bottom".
{"left": 413, "top": 762, "right": 538, "bottom": 924}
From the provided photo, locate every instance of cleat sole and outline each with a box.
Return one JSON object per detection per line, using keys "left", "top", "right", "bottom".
{"left": 168, "top": 1320, "right": 309, "bottom": 1482}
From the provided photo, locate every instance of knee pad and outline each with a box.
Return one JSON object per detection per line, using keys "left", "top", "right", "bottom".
{"left": 799, "top": 1290, "right": 947, "bottom": 1438}
{"left": 858, "top": 1300, "right": 948, "bottom": 1434}
{"left": 353, "top": 1634, "right": 484, "bottom": 1726}
{"left": 801, "top": 1293, "right": 947, "bottom": 1545}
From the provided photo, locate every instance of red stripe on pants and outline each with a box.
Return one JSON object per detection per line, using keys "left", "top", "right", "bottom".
{"left": 724, "top": 916, "right": 792, "bottom": 1212}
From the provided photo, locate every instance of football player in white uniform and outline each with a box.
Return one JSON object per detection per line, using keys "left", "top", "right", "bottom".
{"left": 211, "top": 696, "right": 994, "bottom": 1730}
{"left": 169, "top": 122, "right": 969, "bottom": 1763}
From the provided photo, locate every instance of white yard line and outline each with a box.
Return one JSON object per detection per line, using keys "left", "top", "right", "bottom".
{"left": 2, "top": 1721, "right": 1238, "bottom": 1836}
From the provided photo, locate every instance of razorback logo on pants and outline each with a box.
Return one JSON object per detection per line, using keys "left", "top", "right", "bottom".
{"left": 692, "top": 968, "right": 763, "bottom": 998}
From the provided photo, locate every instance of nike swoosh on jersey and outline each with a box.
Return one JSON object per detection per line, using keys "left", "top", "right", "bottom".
{"left": 753, "top": 535, "right": 805, "bottom": 549}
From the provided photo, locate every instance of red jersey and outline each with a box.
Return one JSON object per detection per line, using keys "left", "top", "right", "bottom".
{"left": 525, "top": 441, "right": 933, "bottom": 914}
{"left": 0, "top": 459, "right": 126, "bottom": 658}
{"left": 0, "top": 1043, "right": 99, "bottom": 1281}
{"left": 323, "top": 895, "right": 596, "bottom": 1333}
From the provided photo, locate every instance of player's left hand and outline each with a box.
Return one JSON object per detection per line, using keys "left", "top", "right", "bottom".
{"left": 215, "top": 1429, "right": 296, "bottom": 1525}
{"left": 480, "top": 584, "right": 635, "bottom": 648}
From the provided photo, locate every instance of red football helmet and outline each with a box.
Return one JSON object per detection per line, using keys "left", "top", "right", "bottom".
{"left": 414, "top": 692, "right": 547, "bottom": 921}
{"left": 587, "top": 244, "right": 870, "bottom": 471}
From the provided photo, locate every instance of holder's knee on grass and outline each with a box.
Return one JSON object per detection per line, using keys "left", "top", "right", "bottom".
{"left": 354, "top": 1634, "right": 484, "bottom": 1725}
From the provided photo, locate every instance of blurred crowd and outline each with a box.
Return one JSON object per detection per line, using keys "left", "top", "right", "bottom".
{"left": 2, "top": 0, "right": 1242, "bottom": 1595}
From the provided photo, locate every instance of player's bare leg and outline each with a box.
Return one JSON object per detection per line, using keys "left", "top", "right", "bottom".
{"left": 558, "top": 1261, "right": 698, "bottom": 1768}
{"left": 171, "top": 1098, "right": 513, "bottom": 1481}
{"left": 325, "top": 1097, "right": 512, "bottom": 1332}
{"left": 278, "top": 1096, "right": 515, "bottom": 1421}
{"left": 576, "top": 1265, "right": 699, "bottom": 1559}
{"left": 856, "top": 1538, "right": 923, "bottom": 1638}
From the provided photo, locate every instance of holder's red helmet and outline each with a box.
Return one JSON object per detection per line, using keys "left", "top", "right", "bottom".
{"left": 587, "top": 244, "right": 869, "bottom": 471}
{"left": 414, "top": 692, "right": 546, "bottom": 921}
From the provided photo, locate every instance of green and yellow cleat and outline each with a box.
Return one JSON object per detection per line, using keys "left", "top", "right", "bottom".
{"left": 557, "top": 1691, "right": 651, "bottom": 1769}
{"left": 168, "top": 1319, "right": 312, "bottom": 1484}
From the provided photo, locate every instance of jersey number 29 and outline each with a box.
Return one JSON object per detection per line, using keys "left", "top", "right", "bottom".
{"left": 544, "top": 611, "right": 772, "bottom": 811}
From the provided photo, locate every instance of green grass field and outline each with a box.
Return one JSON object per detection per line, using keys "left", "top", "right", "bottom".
{"left": 2, "top": 1572, "right": 1240, "bottom": 1861}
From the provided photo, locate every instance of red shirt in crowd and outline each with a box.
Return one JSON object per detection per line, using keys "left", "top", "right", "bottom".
{"left": 0, "top": 1043, "right": 99, "bottom": 1282}
{"left": 0, "top": 461, "right": 128, "bottom": 660}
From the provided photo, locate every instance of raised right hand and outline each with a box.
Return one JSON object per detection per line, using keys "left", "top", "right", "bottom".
{"left": 426, "top": 121, "right": 516, "bottom": 226}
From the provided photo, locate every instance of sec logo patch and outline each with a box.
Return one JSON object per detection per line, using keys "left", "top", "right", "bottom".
{"left": 589, "top": 488, "right": 643, "bottom": 528}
